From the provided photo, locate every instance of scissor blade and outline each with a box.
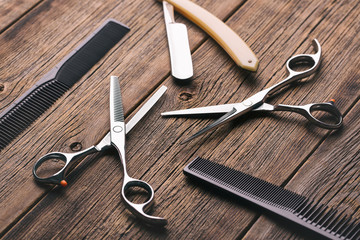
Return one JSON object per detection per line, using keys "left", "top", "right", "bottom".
{"left": 126, "top": 86, "right": 167, "bottom": 132}
{"left": 110, "top": 76, "right": 125, "bottom": 123}
{"left": 182, "top": 94, "right": 264, "bottom": 143}
{"left": 162, "top": 103, "right": 237, "bottom": 117}
{"left": 110, "top": 76, "right": 126, "bottom": 151}
{"left": 95, "top": 85, "right": 167, "bottom": 150}
{"left": 182, "top": 108, "right": 237, "bottom": 144}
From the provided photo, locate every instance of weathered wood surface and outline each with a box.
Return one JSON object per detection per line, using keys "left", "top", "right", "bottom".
{"left": 0, "top": 0, "right": 42, "bottom": 32}
{"left": 0, "top": 0, "right": 359, "bottom": 239}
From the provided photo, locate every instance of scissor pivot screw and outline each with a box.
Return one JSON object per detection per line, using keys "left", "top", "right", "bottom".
{"left": 113, "top": 126, "right": 123, "bottom": 133}
{"left": 243, "top": 99, "right": 253, "bottom": 106}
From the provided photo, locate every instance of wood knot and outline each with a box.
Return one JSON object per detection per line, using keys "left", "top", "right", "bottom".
{"left": 70, "top": 142, "right": 82, "bottom": 152}
{"left": 179, "top": 92, "right": 193, "bottom": 101}
{"left": 0, "top": 84, "right": 4, "bottom": 92}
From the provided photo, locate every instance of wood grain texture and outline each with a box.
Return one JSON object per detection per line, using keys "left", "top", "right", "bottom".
{"left": 243, "top": 101, "right": 360, "bottom": 239}
{"left": 0, "top": 0, "right": 359, "bottom": 239}
{"left": 0, "top": 0, "right": 42, "bottom": 32}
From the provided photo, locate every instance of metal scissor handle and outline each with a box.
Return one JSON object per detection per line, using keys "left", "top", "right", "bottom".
{"left": 267, "top": 39, "right": 322, "bottom": 97}
{"left": 121, "top": 176, "right": 167, "bottom": 226}
{"left": 33, "top": 146, "right": 99, "bottom": 186}
{"left": 270, "top": 100, "right": 343, "bottom": 129}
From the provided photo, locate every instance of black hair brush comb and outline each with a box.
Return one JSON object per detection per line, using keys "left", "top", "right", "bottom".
{"left": 0, "top": 19, "right": 129, "bottom": 151}
{"left": 184, "top": 157, "right": 359, "bottom": 240}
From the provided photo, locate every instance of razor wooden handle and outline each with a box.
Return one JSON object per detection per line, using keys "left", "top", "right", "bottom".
{"left": 161, "top": 0, "right": 259, "bottom": 71}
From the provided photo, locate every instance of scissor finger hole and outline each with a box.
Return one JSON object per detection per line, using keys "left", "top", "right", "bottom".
{"left": 288, "top": 55, "right": 316, "bottom": 73}
{"left": 123, "top": 182, "right": 153, "bottom": 204}
{"left": 310, "top": 107, "right": 341, "bottom": 125}
{"left": 35, "top": 155, "right": 66, "bottom": 178}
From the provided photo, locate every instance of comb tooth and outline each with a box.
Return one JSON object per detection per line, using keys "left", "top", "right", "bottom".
{"left": 313, "top": 205, "right": 329, "bottom": 224}
{"left": 276, "top": 190, "right": 290, "bottom": 208}
{"left": 276, "top": 191, "right": 291, "bottom": 209}
{"left": 0, "top": 122, "right": 16, "bottom": 137}
{"left": 297, "top": 200, "right": 314, "bottom": 218}
{"left": 335, "top": 216, "right": 351, "bottom": 236}
{"left": 288, "top": 194, "right": 306, "bottom": 211}
{"left": 194, "top": 158, "right": 307, "bottom": 212}
{"left": 341, "top": 220, "right": 357, "bottom": 239}
{"left": 318, "top": 208, "right": 337, "bottom": 227}
{"left": 0, "top": 135, "right": 13, "bottom": 149}
{"left": 322, "top": 209, "right": 338, "bottom": 229}
{"left": 185, "top": 157, "right": 360, "bottom": 239}
{"left": 33, "top": 83, "right": 63, "bottom": 103}
{"left": 2, "top": 105, "right": 38, "bottom": 126}
{"left": 10, "top": 104, "right": 35, "bottom": 123}
{"left": 306, "top": 203, "right": 325, "bottom": 222}
{"left": 303, "top": 201, "right": 320, "bottom": 220}
{"left": 14, "top": 97, "right": 46, "bottom": 117}
{"left": 327, "top": 209, "right": 346, "bottom": 231}
{"left": 294, "top": 198, "right": 309, "bottom": 215}
{"left": 0, "top": 134, "right": 7, "bottom": 144}
{"left": 348, "top": 222, "right": 360, "bottom": 240}
{"left": 0, "top": 80, "right": 69, "bottom": 151}
{"left": 26, "top": 96, "right": 52, "bottom": 113}
{"left": 0, "top": 21, "right": 129, "bottom": 151}
{"left": 286, "top": 193, "right": 304, "bottom": 211}
{"left": 17, "top": 107, "right": 41, "bottom": 122}
{"left": 267, "top": 185, "right": 282, "bottom": 205}
{"left": 0, "top": 135, "right": 10, "bottom": 146}
{"left": 331, "top": 214, "right": 346, "bottom": 233}
{"left": 0, "top": 121, "right": 19, "bottom": 136}
{"left": 344, "top": 219, "right": 359, "bottom": 238}
{"left": 7, "top": 117, "right": 29, "bottom": 132}
{"left": 7, "top": 108, "right": 33, "bottom": 125}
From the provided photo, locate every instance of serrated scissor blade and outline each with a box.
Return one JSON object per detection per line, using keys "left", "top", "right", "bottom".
{"left": 110, "top": 76, "right": 125, "bottom": 123}
{"left": 110, "top": 76, "right": 126, "bottom": 151}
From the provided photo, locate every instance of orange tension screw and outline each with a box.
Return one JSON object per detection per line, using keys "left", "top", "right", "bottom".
{"left": 60, "top": 180, "right": 68, "bottom": 187}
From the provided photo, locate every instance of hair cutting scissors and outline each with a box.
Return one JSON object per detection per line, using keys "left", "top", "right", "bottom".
{"left": 33, "top": 78, "right": 167, "bottom": 226}
{"left": 162, "top": 39, "right": 343, "bottom": 143}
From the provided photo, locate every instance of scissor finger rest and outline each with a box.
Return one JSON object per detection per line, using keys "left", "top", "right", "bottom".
{"left": 286, "top": 39, "right": 321, "bottom": 80}
{"left": 33, "top": 152, "right": 71, "bottom": 186}
{"left": 121, "top": 178, "right": 168, "bottom": 226}
{"left": 272, "top": 100, "right": 343, "bottom": 129}
{"left": 307, "top": 101, "right": 343, "bottom": 129}
{"left": 267, "top": 39, "right": 322, "bottom": 97}
{"left": 33, "top": 145, "right": 99, "bottom": 187}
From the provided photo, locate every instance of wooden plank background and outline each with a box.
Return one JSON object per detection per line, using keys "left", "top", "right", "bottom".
{"left": 0, "top": 0, "right": 359, "bottom": 239}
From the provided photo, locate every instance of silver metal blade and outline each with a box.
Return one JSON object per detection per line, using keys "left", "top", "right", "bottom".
{"left": 182, "top": 96, "right": 262, "bottom": 143}
{"left": 163, "top": 0, "right": 175, "bottom": 24}
{"left": 126, "top": 86, "right": 167, "bottom": 133}
{"left": 163, "top": 1, "right": 193, "bottom": 80}
{"left": 110, "top": 76, "right": 124, "bottom": 123}
{"left": 162, "top": 103, "right": 237, "bottom": 117}
{"left": 182, "top": 108, "right": 237, "bottom": 144}
{"left": 109, "top": 76, "right": 126, "bottom": 151}
{"left": 95, "top": 85, "right": 167, "bottom": 149}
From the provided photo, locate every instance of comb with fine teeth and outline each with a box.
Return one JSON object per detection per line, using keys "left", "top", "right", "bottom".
{"left": 184, "top": 157, "right": 360, "bottom": 240}
{"left": 0, "top": 19, "right": 129, "bottom": 151}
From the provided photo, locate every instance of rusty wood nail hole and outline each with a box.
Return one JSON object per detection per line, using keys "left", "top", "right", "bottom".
{"left": 70, "top": 142, "right": 82, "bottom": 151}
{"left": 179, "top": 92, "right": 193, "bottom": 101}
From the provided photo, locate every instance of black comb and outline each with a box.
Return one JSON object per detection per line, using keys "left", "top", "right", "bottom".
{"left": 0, "top": 19, "right": 130, "bottom": 151}
{"left": 184, "top": 157, "right": 360, "bottom": 240}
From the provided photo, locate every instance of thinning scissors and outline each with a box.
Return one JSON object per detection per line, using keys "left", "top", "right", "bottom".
{"left": 162, "top": 39, "right": 343, "bottom": 143}
{"left": 33, "top": 78, "right": 167, "bottom": 226}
